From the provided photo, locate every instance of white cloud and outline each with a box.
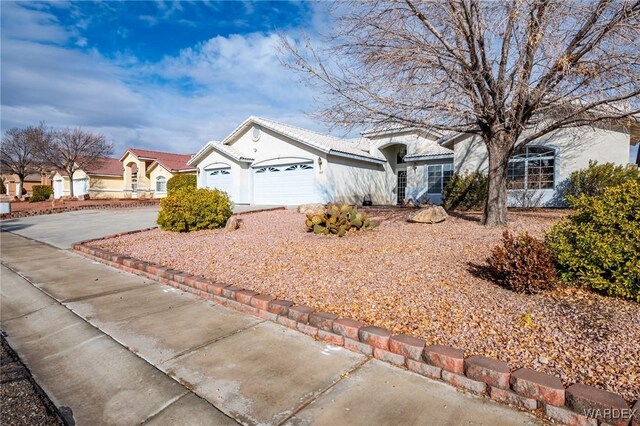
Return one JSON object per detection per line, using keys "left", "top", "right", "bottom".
{"left": 1, "top": 2, "right": 342, "bottom": 157}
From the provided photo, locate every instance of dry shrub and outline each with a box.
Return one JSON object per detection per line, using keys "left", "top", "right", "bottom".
{"left": 487, "top": 230, "right": 558, "bottom": 294}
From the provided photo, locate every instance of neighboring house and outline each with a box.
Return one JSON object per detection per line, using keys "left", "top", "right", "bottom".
{"left": 189, "top": 116, "right": 635, "bottom": 207}
{"left": 120, "top": 149, "right": 196, "bottom": 198}
{"left": 51, "top": 158, "right": 124, "bottom": 199}
{"left": 1, "top": 173, "right": 51, "bottom": 198}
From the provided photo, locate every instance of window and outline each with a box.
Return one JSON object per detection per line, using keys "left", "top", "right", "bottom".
{"left": 426, "top": 163, "right": 453, "bottom": 193}
{"left": 508, "top": 146, "right": 555, "bottom": 190}
{"left": 131, "top": 176, "right": 137, "bottom": 193}
{"left": 156, "top": 176, "right": 167, "bottom": 192}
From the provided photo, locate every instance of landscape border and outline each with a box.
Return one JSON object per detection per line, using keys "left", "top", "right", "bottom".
{"left": 71, "top": 218, "right": 638, "bottom": 426}
{"left": 0, "top": 200, "right": 161, "bottom": 220}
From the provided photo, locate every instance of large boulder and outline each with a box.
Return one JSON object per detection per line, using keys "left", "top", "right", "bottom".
{"left": 408, "top": 205, "right": 448, "bottom": 224}
{"left": 225, "top": 215, "right": 239, "bottom": 231}
{"left": 298, "top": 203, "right": 325, "bottom": 215}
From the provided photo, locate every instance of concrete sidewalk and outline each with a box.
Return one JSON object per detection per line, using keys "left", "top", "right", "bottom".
{"left": 0, "top": 232, "right": 540, "bottom": 425}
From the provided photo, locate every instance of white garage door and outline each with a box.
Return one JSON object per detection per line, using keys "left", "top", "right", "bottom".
{"left": 253, "top": 163, "right": 318, "bottom": 205}
{"left": 205, "top": 168, "right": 233, "bottom": 197}
{"left": 53, "top": 180, "right": 63, "bottom": 199}
{"left": 72, "top": 178, "right": 88, "bottom": 196}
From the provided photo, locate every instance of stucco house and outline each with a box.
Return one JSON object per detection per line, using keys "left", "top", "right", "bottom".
{"left": 52, "top": 157, "right": 125, "bottom": 199}
{"left": 120, "top": 149, "right": 196, "bottom": 199}
{"left": 2, "top": 172, "right": 51, "bottom": 198}
{"left": 189, "top": 116, "right": 635, "bottom": 207}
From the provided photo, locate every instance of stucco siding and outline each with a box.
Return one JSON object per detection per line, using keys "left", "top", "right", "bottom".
{"left": 453, "top": 127, "right": 630, "bottom": 206}
{"left": 148, "top": 165, "right": 175, "bottom": 199}
{"left": 88, "top": 175, "right": 125, "bottom": 199}
{"left": 196, "top": 149, "right": 245, "bottom": 202}
{"left": 322, "top": 155, "right": 389, "bottom": 205}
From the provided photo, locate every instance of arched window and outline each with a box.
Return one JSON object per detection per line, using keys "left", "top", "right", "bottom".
{"left": 156, "top": 176, "right": 167, "bottom": 192}
{"left": 508, "top": 146, "right": 555, "bottom": 190}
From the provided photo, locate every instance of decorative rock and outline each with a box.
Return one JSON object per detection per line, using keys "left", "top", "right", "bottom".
{"left": 566, "top": 384, "right": 630, "bottom": 426}
{"left": 407, "top": 205, "right": 448, "bottom": 224}
{"left": 288, "top": 306, "right": 315, "bottom": 324}
{"left": 406, "top": 359, "right": 442, "bottom": 380}
{"left": 464, "top": 355, "right": 510, "bottom": 389}
{"left": 225, "top": 215, "right": 239, "bottom": 231}
{"left": 389, "top": 334, "right": 425, "bottom": 361}
{"left": 298, "top": 203, "right": 325, "bottom": 215}
{"left": 489, "top": 387, "right": 537, "bottom": 410}
{"left": 332, "top": 318, "right": 365, "bottom": 340}
{"left": 544, "top": 404, "right": 597, "bottom": 426}
{"left": 441, "top": 371, "right": 486, "bottom": 394}
{"left": 510, "top": 367, "right": 565, "bottom": 406}
{"left": 358, "top": 326, "right": 392, "bottom": 350}
{"left": 308, "top": 312, "right": 338, "bottom": 332}
{"left": 423, "top": 344, "right": 464, "bottom": 374}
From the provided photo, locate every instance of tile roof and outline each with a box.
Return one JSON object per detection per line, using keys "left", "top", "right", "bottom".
{"left": 403, "top": 142, "right": 454, "bottom": 161}
{"left": 125, "top": 149, "right": 195, "bottom": 172}
{"left": 83, "top": 157, "right": 124, "bottom": 176}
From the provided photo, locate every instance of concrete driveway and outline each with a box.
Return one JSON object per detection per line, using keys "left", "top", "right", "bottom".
{"left": 0, "top": 205, "right": 281, "bottom": 249}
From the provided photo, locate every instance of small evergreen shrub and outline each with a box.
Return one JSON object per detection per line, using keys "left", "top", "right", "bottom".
{"left": 487, "top": 230, "right": 558, "bottom": 294}
{"left": 305, "top": 203, "right": 372, "bottom": 236}
{"left": 166, "top": 174, "right": 197, "bottom": 194}
{"left": 546, "top": 180, "right": 640, "bottom": 301}
{"left": 442, "top": 172, "right": 488, "bottom": 211}
{"left": 564, "top": 160, "right": 640, "bottom": 202}
{"left": 30, "top": 185, "right": 53, "bottom": 202}
{"left": 157, "top": 187, "right": 232, "bottom": 232}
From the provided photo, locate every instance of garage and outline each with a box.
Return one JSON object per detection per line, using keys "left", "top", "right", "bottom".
{"left": 72, "top": 178, "right": 88, "bottom": 197}
{"left": 205, "top": 168, "right": 233, "bottom": 197}
{"left": 252, "top": 163, "right": 317, "bottom": 205}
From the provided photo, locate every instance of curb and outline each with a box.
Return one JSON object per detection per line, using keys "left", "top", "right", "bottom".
{"left": 72, "top": 228, "right": 638, "bottom": 426}
{"left": 1, "top": 201, "right": 160, "bottom": 220}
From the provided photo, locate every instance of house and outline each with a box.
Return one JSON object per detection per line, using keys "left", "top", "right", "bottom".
{"left": 2, "top": 172, "right": 51, "bottom": 198}
{"left": 189, "top": 116, "right": 635, "bottom": 207}
{"left": 120, "top": 149, "right": 196, "bottom": 198}
{"left": 51, "top": 157, "right": 125, "bottom": 199}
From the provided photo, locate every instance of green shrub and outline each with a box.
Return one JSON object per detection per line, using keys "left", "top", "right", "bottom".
{"left": 486, "top": 230, "right": 558, "bottom": 294}
{"left": 166, "top": 174, "right": 197, "bottom": 194}
{"left": 157, "top": 187, "right": 232, "bottom": 232}
{"left": 305, "top": 203, "right": 372, "bottom": 236}
{"left": 564, "top": 161, "right": 640, "bottom": 203}
{"left": 30, "top": 185, "right": 53, "bottom": 202}
{"left": 546, "top": 180, "right": 640, "bottom": 301}
{"left": 442, "top": 172, "right": 488, "bottom": 211}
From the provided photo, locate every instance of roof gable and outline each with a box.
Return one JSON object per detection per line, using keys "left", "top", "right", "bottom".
{"left": 120, "top": 148, "right": 196, "bottom": 172}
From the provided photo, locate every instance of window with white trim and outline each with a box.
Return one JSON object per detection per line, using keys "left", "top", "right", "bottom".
{"left": 426, "top": 163, "right": 453, "bottom": 193}
{"left": 507, "top": 146, "right": 555, "bottom": 190}
{"left": 156, "top": 176, "right": 167, "bottom": 192}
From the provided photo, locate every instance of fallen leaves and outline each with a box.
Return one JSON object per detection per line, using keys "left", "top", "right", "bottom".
{"left": 92, "top": 208, "right": 640, "bottom": 403}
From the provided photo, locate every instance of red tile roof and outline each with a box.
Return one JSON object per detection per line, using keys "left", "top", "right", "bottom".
{"left": 83, "top": 157, "right": 124, "bottom": 176}
{"left": 125, "top": 148, "right": 195, "bottom": 172}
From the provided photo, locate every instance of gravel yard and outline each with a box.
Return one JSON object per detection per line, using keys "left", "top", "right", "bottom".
{"left": 92, "top": 208, "right": 640, "bottom": 402}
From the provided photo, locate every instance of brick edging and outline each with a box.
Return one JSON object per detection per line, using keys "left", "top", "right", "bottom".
{"left": 0, "top": 201, "right": 160, "bottom": 220}
{"left": 72, "top": 238, "right": 638, "bottom": 426}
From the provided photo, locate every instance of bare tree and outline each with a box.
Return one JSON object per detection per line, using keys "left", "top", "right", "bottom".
{"left": 282, "top": 0, "right": 640, "bottom": 225}
{"left": 42, "top": 128, "right": 113, "bottom": 197}
{"left": 0, "top": 123, "right": 52, "bottom": 197}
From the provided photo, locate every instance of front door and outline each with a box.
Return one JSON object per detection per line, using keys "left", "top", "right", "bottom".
{"left": 397, "top": 170, "right": 407, "bottom": 204}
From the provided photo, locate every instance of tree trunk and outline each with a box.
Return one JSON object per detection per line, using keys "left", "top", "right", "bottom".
{"left": 68, "top": 171, "right": 74, "bottom": 198}
{"left": 483, "top": 141, "right": 511, "bottom": 226}
{"left": 16, "top": 177, "right": 24, "bottom": 198}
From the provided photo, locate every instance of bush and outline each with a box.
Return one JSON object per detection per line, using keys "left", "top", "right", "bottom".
{"left": 486, "top": 230, "right": 558, "bottom": 294}
{"left": 166, "top": 174, "right": 197, "bottom": 194}
{"left": 442, "top": 172, "right": 488, "bottom": 211}
{"left": 30, "top": 185, "right": 53, "bottom": 202}
{"left": 157, "top": 187, "right": 232, "bottom": 232}
{"left": 546, "top": 180, "right": 640, "bottom": 301}
{"left": 305, "top": 203, "right": 372, "bottom": 236}
{"left": 564, "top": 161, "right": 640, "bottom": 202}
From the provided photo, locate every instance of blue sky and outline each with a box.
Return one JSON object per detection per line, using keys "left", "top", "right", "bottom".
{"left": 0, "top": 1, "right": 332, "bottom": 155}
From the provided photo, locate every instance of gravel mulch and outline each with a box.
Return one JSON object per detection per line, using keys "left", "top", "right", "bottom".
{"left": 1, "top": 336, "right": 64, "bottom": 425}
{"left": 91, "top": 208, "right": 640, "bottom": 402}
{"left": 7, "top": 198, "right": 159, "bottom": 213}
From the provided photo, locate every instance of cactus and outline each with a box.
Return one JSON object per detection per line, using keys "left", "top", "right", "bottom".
{"left": 305, "top": 203, "right": 371, "bottom": 237}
